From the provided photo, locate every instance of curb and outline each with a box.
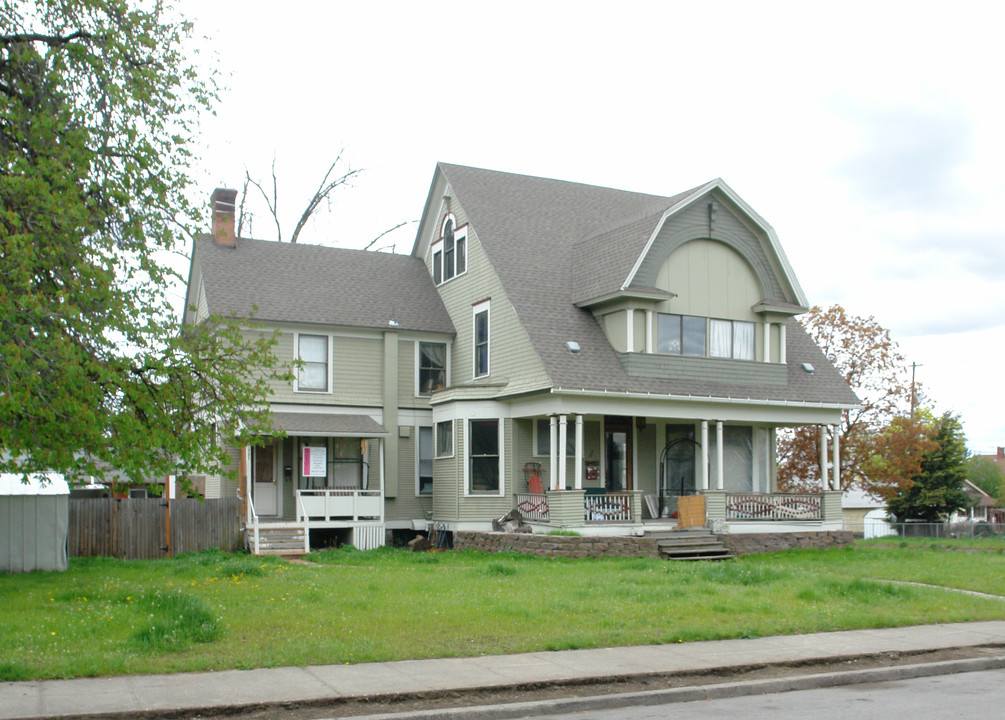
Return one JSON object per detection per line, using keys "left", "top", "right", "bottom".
{"left": 339, "top": 654, "right": 1005, "bottom": 720}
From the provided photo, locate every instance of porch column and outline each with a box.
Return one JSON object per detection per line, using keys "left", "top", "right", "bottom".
{"left": 558, "top": 414, "right": 568, "bottom": 490}
{"left": 645, "top": 311, "right": 654, "bottom": 353}
{"left": 626, "top": 308, "right": 635, "bottom": 351}
{"left": 574, "top": 414, "right": 584, "bottom": 490}
{"left": 763, "top": 322, "right": 771, "bottom": 363}
{"left": 700, "top": 420, "right": 709, "bottom": 490}
{"left": 819, "top": 425, "right": 829, "bottom": 492}
{"left": 831, "top": 426, "right": 840, "bottom": 490}
{"left": 779, "top": 323, "right": 787, "bottom": 364}
{"left": 716, "top": 421, "right": 724, "bottom": 490}
{"left": 549, "top": 415, "right": 558, "bottom": 491}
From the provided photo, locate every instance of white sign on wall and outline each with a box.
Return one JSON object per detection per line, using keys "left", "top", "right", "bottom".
{"left": 302, "top": 446, "right": 327, "bottom": 478}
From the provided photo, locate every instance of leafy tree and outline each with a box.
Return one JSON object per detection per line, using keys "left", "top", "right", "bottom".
{"left": 1, "top": 1, "right": 288, "bottom": 485}
{"left": 777, "top": 305, "right": 922, "bottom": 494}
{"left": 887, "top": 413, "right": 970, "bottom": 522}
{"left": 966, "top": 456, "right": 1005, "bottom": 503}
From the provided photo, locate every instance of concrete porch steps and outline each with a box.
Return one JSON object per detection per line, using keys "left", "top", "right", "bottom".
{"left": 650, "top": 528, "right": 734, "bottom": 561}
{"left": 249, "top": 526, "right": 308, "bottom": 556}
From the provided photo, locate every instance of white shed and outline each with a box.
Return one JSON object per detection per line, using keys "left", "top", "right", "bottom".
{"left": 0, "top": 472, "right": 70, "bottom": 573}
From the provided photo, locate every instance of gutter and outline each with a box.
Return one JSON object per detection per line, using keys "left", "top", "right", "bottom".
{"left": 551, "top": 386, "right": 861, "bottom": 411}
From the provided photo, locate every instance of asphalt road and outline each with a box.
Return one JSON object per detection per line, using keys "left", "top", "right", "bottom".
{"left": 528, "top": 667, "right": 1005, "bottom": 720}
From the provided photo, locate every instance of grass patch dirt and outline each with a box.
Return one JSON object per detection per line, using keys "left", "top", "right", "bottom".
{"left": 2, "top": 543, "right": 1004, "bottom": 681}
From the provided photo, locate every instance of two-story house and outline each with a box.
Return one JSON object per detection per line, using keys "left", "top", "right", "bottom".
{"left": 184, "top": 164, "right": 858, "bottom": 554}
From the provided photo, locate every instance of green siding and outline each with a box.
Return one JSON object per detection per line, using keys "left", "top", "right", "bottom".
{"left": 618, "top": 352, "right": 787, "bottom": 386}
{"left": 456, "top": 418, "right": 512, "bottom": 522}
{"left": 427, "top": 192, "right": 551, "bottom": 396}
{"left": 602, "top": 312, "right": 628, "bottom": 353}
{"left": 657, "top": 238, "right": 762, "bottom": 321}
{"left": 385, "top": 431, "right": 435, "bottom": 524}
{"left": 432, "top": 419, "right": 460, "bottom": 521}
{"left": 255, "top": 326, "right": 384, "bottom": 406}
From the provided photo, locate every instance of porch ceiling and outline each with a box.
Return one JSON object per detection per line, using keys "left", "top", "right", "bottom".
{"left": 270, "top": 412, "right": 389, "bottom": 438}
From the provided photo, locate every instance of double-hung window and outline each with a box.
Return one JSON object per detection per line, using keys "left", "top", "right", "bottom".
{"left": 473, "top": 300, "right": 489, "bottom": 377}
{"left": 431, "top": 215, "right": 467, "bottom": 285}
{"left": 468, "top": 419, "right": 500, "bottom": 494}
{"left": 296, "top": 334, "right": 329, "bottom": 392}
{"left": 418, "top": 342, "right": 447, "bottom": 395}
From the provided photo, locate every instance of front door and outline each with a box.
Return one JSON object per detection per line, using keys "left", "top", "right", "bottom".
{"left": 604, "top": 416, "right": 633, "bottom": 491}
{"left": 253, "top": 444, "right": 279, "bottom": 516}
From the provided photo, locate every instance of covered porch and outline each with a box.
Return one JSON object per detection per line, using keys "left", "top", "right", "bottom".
{"left": 510, "top": 411, "right": 845, "bottom": 535}
{"left": 240, "top": 412, "right": 389, "bottom": 554}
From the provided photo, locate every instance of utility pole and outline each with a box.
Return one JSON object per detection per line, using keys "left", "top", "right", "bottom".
{"left": 910, "top": 362, "right": 922, "bottom": 417}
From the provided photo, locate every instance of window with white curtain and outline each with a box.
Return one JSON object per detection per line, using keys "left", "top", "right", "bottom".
{"left": 658, "top": 316, "right": 754, "bottom": 360}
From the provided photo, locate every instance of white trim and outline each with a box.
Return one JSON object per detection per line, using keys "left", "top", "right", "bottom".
{"left": 292, "top": 331, "right": 333, "bottom": 394}
{"left": 626, "top": 308, "right": 635, "bottom": 352}
{"left": 472, "top": 299, "right": 490, "bottom": 378}
{"left": 558, "top": 414, "right": 568, "bottom": 490}
{"left": 622, "top": 179, "right": 808, "bottom": 307}
{"left": 779, "top": 323, "right": 787, "bottom": 364}
{"left": 645, "top": 311, "right": 654, "bottom": 354}
{"left": 550, "top": 387, "right": 859, "bottom": 411}
{"left": 463, "top": 417, "right": 505, "bottom": 497}
{"left": 574, "top": 414, "right": 584, "bottom": 490}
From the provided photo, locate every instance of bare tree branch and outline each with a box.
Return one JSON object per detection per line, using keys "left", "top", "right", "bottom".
{"left": 236, "top": 173, "right": 250, "bottom": 239}
{"left": 364, "top": 220, "right": 413, "bottom": 251}
{"left": 289, "top": 151, "right": 362, "bottom": 244}
{"left": 245, "top": 158, "right": 282, "bottom": 242}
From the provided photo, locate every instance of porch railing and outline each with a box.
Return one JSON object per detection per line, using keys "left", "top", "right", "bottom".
{"left": 247, "top": 493, "right": 260, "bottom": 555}
{"left": 297, "top": 488, "right": 382, "bottom": 521}
{"left": 515, "top": 493, "right": 550, "bottom": 521}
{"left": 585, "top": 492, "right": 632, "bottom": 522}
{"left": 725, "top": 492, "right": 822, "bottom": 521}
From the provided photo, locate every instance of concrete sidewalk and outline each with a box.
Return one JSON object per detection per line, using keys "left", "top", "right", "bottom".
{"left": 3, "top": 621, "right": 1005, "bottom": 720}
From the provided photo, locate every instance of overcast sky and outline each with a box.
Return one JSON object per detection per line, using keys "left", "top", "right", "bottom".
{"left": 178, "top": 0, "right": 1004, "bottom": 453}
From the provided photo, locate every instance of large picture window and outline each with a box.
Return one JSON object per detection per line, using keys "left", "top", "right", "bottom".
{"left": 469, "top": 419, "right": 500, "bottom": 493}
{"left": 296, "top": 334, "right": 329, "bottom": 391}
{"left": 657, "top": 315, "right": 753, "bottom": 360}
{"left": 418, "top": 342, "right": 447, "bottom": 395}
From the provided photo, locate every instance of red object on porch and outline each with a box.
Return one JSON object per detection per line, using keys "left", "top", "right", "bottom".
{"left": 523, "top": 462, "right": 544, "bottom": 494}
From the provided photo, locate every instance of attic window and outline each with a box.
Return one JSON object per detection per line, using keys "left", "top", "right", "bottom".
{"left": 432, "top": 214, "right": 467, "bottom": 285}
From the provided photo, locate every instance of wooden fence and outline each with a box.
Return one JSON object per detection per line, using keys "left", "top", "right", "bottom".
{"left": 68, "top": 497, "right": 243, "bottom": 559}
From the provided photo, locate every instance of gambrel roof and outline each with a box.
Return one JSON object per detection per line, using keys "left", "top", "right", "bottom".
{"left": 422, "top": 163, "right": 857, "bottom": 406}
{"left": 189, "top": 236, "right": 454, "bottom": 334}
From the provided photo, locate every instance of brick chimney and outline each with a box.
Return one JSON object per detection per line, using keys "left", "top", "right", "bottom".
{"left": 998, "top": 447, "right": 1004, "bottom": 459}
{"left": 210, "top": 188, "right": 238, "bottom": 246}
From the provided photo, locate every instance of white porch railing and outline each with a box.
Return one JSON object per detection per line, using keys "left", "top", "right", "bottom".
{"left": 725, "top": 492, "right": 822, "bottom": 521}
{"left": 247, "top": 493, "right": 260, "bottom": 555}
{"left": 515, "top": 493, "right": 550, "bottom": 521}
{"left": 585, "top": 492, "right": 632, "bottom": 522}
{"left": 295, "top": 492, "right": 310, "bottom": 553}
{"left": 297, "top": 488, "right": 382, "bottom": 521}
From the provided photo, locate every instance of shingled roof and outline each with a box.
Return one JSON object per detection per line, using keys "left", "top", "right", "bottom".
{"left": 435, "top": 163, "right": 857, "bottom": 406}
{"left": 193, "top": 236, "right": 454, "bottom": 334}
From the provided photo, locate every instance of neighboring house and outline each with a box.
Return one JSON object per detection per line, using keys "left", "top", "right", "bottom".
{"left": 952, "top": 479, "right": 996, "bottom": 523}
{"left": 184, "top": 164, "right": 858, "bottom": 553}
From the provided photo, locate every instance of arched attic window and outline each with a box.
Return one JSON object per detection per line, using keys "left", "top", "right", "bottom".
{"left": 432, "top": 214, "right": 467, "bottom": 285}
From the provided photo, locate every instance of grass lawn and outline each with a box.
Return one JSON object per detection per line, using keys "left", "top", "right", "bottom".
{"left": 2, "top": 543, "right": 1005, "bottom": 681}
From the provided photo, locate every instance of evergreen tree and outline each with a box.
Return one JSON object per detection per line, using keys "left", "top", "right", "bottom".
{"left": 888, "top": 413, "right": 970, "bottom": 522}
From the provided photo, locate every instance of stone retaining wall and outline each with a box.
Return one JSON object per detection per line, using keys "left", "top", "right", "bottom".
{"left": 453, "top": 531, "right": 658, "bottom": 558}
{"left": 718, "top": 530, "right": 853, "bottom": 556}
{"left": 453, "top": 529, "right": 853, "bottom": 559}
